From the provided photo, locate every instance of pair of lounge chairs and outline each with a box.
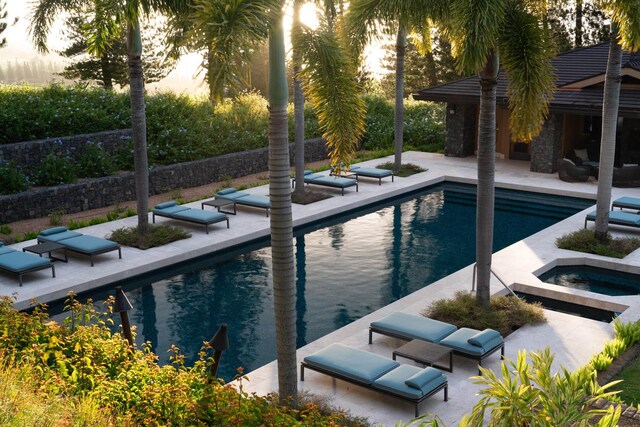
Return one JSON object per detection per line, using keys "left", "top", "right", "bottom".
{"left": 300, "top": 171, "right": 358, "bottom": 195}
{"left": 584, "top": 196, "right": 640, "bottom": 229}
{"left": 302, "top": 312, "right": 505, "bottom": 416}
{"left": 152, "top": 201, "right": 229, "bottom": 234}
{"left": 215, "top": 188, "right": 271, "bottom": 217}
{"left": 369, "top": 312, "right": 505, "bottom": 370}
{"left": 38, "top": 227, "right": 121, "bottom": 267}
{"left": 0, "top": 242, "right": 55, "bottom": 286}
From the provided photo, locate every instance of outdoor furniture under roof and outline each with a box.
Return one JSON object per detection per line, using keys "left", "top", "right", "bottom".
{"left": 301, "top": 343, "right": 448, "bottom": 417}
{"left": 303, "top": 171, "right": 358, "bottom": 195}
{"left": 612, "top": 196, "right": 640, "bottom": 212}
{"left": 558, "top": 159, "right": 590, "bottom": 183}
{"left": 215, "top": 188, "right": 271, "bottom": 217}
{"left": 38, "top": 227, "right": 121, "bottom": 267}
{"left": 369, "top": 312, "right": 505, "bottom": 373}
{"left": 0, "top": 243, "right": 55, "bottom": 286}
{"left": 349, "top": 166, "right": 394, "bottom": 185}
{"left": 584, "top": 210, "right": 640, "bottom": 229}
{"left": 152, "top": 201, "right": 229, "bottom": 234}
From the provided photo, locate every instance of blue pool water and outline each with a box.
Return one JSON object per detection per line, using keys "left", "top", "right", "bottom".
{"left": 539, "top": 265, "right": 640, "bottom": 296}
{"left": 50, "top": 183, "right": 592, "bottom": 381}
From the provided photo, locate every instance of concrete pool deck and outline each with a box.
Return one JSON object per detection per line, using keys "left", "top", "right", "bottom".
{"left": 3, "top": 152, "right": 640, "bottom": 425}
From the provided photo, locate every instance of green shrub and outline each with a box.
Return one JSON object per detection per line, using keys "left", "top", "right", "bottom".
{"left": 0, "top": 296, "right": 366, "bottom": 426}
{"left": 602, "top": 338, "right": 627, "bottom": 359}
{"left": 112, "top": 139, "right": 134, "bottom": 171}
{"left": 107, "top": 224, "right": 191, "bottom": 249}
{"left": 48, "top": 209, "right": 64, "bottom": 226}
{"left": 556, "top": 229, "right": 640, "bottom": 258}
{"left": 0, "top": 225, "right": 11, "bottom": 235}
{"left": 67, "top": 219, "right": 90, "bottom": 230}
{"left": 32, "top": 154, "right": 76, "bottom": 186}
{"left": 359, "top": 94, "right": 394, "bottom": 150}
{"left": 14, "top": 231, "right": 38, "bottom": 242}
{"left": 376, "top": 161, "right": 426, "bottom": 176}
{"left": 613, "top": 318, "right": 640, "bottom": 346}
{"left": 0, "top": 162, "right": 29, "bottom": 194}
{"left": 403, "top": 100, "right": 445, "bottom": 153}
{"left": 423, "top": 291, "right": 546, "bottom": 336}
{"left": 461, "top": 348, "right": 621, "bottom": 427}
{"left": 591, "top": 353, "right": 614, "bottom": 371}
{"left": 76, "top": 144, "right": 114, "bottom": 178}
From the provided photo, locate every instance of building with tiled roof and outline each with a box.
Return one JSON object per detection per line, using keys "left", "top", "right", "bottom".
{"left": 414, "top": 43, "right": 640, "bottom": 173}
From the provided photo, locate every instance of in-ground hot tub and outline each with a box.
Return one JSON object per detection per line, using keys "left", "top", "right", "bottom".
{"left": 538, "top": 265, "right": 640, "bottom": 297}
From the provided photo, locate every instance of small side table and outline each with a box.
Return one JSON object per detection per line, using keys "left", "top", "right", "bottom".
{"left": 202, "top": 198, "right": 236, "bottom": 215}
{"left": 392, "top": 340, "right": 453, "bottom": 372}
{"left": 23, "top": 241, "right": 68, "bottom": 263}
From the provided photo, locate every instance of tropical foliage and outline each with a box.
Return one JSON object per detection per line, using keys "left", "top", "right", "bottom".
{"left": 0, "top": 295, "right": 365, "bottom": 425}
{"left": 556, "top": 228, "right": 640, "bottom": 258}
{"left": 459, "top": 348, "right": 621, "bottom": 427}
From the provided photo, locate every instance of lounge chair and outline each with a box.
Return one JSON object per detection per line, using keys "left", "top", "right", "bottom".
{"left": 584, "top": 210, "right": 640, "bottom": 229}
{"left": 369, "top": 312, "right": 505, "bottom": 372}
{"left": 612, "top": 196, "right": 640, "bottom": 212}
{"left": 303, "top": 171, "right": 358, "bottom": 195}
{"left": 301, "top": 343, "right": 448, "bottom": 417}
{"left": 152, "top": 201, "right": 229, "bottom": 234}
{"left": 38, "top": 227, "right": 121, "bottom": 267}
{"left": 0, "top": 243, "right": 55, "bottom": 286}
{"left": 349, "top": 166, "right": 394, "bottom": 185}
{"left": 215, "top": 188, "right": 271, "bottom": 217}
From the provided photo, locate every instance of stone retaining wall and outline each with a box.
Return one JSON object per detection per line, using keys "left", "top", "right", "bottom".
{"left": 0, "top": 138, "right": 328, "bottom": 223}
{"left": 0, "top": 130, "right": 133, "bottom": 167}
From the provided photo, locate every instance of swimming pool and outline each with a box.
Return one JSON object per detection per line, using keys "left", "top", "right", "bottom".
{"left": 50, "top": 183, "right": 592, "bottom": 381}
{"left": 539, "top": 265, "right": 640, "bottom": 296}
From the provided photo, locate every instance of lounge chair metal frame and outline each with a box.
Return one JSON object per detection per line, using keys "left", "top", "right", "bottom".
{"left": 300, "top": 360, "right": 448, "bottom": 417}
{"left": 0, "top": 262, "right": 55, "bottom": 286}
{"left": 152, "top": 211, "right": 229, "bottom": 234}
{"left": 583, "top": 211, "right": 640, "bottom": 230}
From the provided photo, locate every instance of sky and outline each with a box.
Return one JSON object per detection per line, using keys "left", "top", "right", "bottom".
{"left": 2, "top": 2, "right": 388, "bottom": 94}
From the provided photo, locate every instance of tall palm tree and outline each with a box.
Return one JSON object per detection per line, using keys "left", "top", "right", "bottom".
{"left": 451, "top": 0, "right": 555, "bottom": 306}
{"left": 592, "top": 0, "right": 640, "bottom": 241}
{"left": 30, "top": 0, "right": 187, "bottom": 237}
{"left": 345, "top": 0, "right": 446, "bottom": 171}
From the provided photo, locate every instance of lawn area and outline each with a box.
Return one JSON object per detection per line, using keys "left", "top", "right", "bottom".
{"left": 613, "top": 355, "right": 640, "bottom": 406}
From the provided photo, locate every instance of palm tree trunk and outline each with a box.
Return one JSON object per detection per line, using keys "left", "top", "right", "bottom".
{"left": 475, "top": 51, "right": 499, "bottom": 308}
{"left": 293, "top": 0, "right": 305, "bottom": 196}
{"left": 394, "top": 25, "right": 406, "bottom": 171}
{"left": 595, "top": 29, "right": 622, "bottom": 242}
{"left": 127, "top": 20, "right": 149, "bottom": 236}
{"left": 575, "top": 0, "right": 583, "bottom": 48}
{"left": 101, "top": 53, "right": 114, "bottom": 89}
{"left": 268, "top": 15, "right": 297, "bottom": 405}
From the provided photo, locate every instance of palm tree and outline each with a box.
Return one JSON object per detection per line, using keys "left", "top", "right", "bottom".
{"left": 451, "top": 0, "right": 555, "bottom": 306}
{"left": 30, "top": 0, "right": 187, "bottom": 237}
{"left": 592, "top": 0, "right": 640, "bottom": 242}
{"left": 345, "top": 0, "right": 445, "bottom": 171}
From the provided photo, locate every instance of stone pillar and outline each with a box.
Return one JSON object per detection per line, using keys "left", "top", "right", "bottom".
{"left": 445, "top": 103, "right": 477, "bottom": 157}
{"left": 530, "top": 113, "right": 563, "bottom": 173}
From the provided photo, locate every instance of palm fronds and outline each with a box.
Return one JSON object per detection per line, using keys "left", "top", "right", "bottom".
{"left": 294, "top": 25, "right": 366, "bottom": 172}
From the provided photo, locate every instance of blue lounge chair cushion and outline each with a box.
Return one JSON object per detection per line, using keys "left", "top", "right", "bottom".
{"left": 234, "top": 194, "right": 270, "bottom": 208}
{"left": 217, "top": 188, "right": 239, "bottom": 196}
{"left": 307, "top": 175, "right": 357, "bottom": 188}
{"left": 303, "top": 343, "right": 399, "bottom": 384}
{"left": 0, "top": 251, "right": 50, "bottom": 272}
{"left": 468, "top": 329, "right": 503, "bottom": 349}
{"left": 371, "top": 312, "right": 457, "bottom": 343}
{"left": 40, "top": 226, "right": 69, "bottom": 236}
{"left": 613, "top": 197, "right": 640, "bottom": 209}
{"left": 155, "top": 201, "right": 178, "bottom": 209}
{"left": 39, "top": 230, "right": 83, "bottom": 242}
{"left": 352, "top": 167, "right": 393, "bottom": 178}
{"left": 153, "top": 205, "right": 190, "bottom": 215}
{"left": 404, "top": 366, "right": 444, "bottom": 390}
{"left": 171, "top": 209, "right": 227, "bottom": 223}
{"left": 439, "top": 327, "right": 503, "bottom": 356}
{"left": 0, "top": 246, "right": 15, "bottom": 255}
{"left": 303, "top": 173, "right": 325, "bottom": 182}
{"left": 586, "top": 210, "right": 640, "bottom": 226}
{"left": 58, "top": 235, "right": 119, "bottom": 254}
{"left": 373, "top": 365, "right": 434, "bottom": 399}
